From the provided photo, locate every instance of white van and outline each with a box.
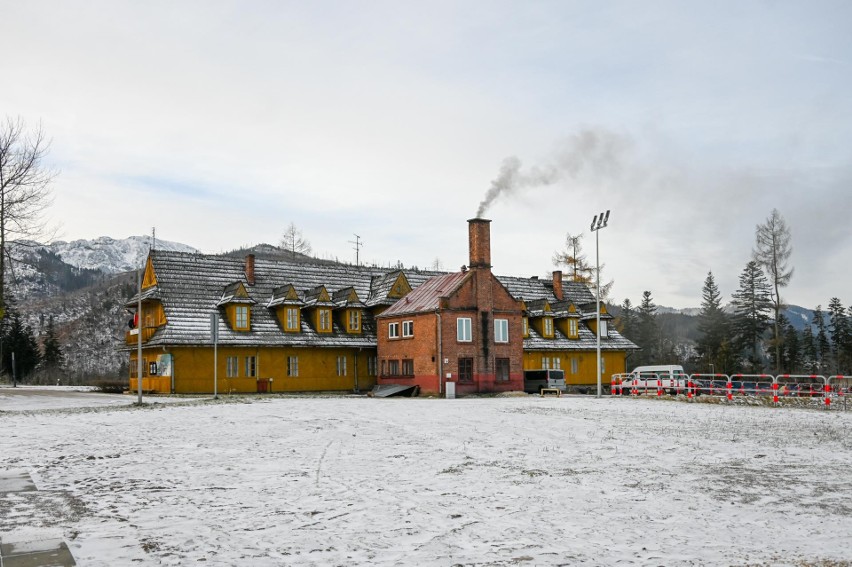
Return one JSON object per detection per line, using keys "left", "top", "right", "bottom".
{"left": 621, "top": 365, "right": 687, "bottom": 395}
{"left": 523, "top": 369, "right": 567, "bottom": 394}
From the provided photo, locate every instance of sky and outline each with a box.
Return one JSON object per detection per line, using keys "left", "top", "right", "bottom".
{"left": 3, "top": 1, "right": 851, "bottom": 309}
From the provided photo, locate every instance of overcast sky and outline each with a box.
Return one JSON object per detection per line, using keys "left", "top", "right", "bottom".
{"left": 3, "top": 1, "right": 851, "bottom": 309}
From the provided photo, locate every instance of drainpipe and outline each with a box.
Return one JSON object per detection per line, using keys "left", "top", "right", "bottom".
{"left": 436, "top": 311, "right": 443, "bottom": 395}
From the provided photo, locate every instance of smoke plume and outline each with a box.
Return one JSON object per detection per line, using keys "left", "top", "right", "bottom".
{"left": 475, "top": 128, "right": 632, "bottom": 218}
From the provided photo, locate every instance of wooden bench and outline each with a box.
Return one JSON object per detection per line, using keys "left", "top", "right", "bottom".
{"left": 540, "top": 388, "right": 562, "bottom": 397}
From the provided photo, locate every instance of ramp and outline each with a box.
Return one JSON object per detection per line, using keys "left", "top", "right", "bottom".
{"left": 370, "top": 385, "right": 419, "bottom": 398}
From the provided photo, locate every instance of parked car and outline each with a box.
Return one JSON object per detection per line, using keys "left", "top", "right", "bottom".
{"left": 523, "top": 369, "right": 567, "bottom": 394}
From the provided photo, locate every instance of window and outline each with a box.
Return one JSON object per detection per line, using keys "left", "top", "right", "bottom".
{"left": 319, "top": 309, "right": 331, "bottom": 332}
{"left": 402, "top": 359, "right": 414, "bottom": 376}
{"left": 543, "top": 317, "right": 553, "bottom": 338}
{"left": 337, "top": 356, "right": 347, "bottom": 376}
{"left": 402, "top": 320, "right": 414, "bottom": 338}
{"left": 600, "top": 356, "right": 606, "bottom": 374}
{"left": 245, "top": 356, "right": 257, "bottom": 378}
{"left": 457, "top": 317, "right": 472, "bottom": 342}
{"left": 388, "top": 360, "right": 400, "bottom": 376}
{"left": 368, "top": 356, "right": 378, "bottom": 376}
{"left": 553, "top": 357, "right": 561, "bottom": 369}
{"left": 348, "top": 310, "right": 361, "bottom": 332}
{"left": 542, "top": 357, "right": 550, "bottom": 370}
{"left": 569, "top": 319, "right": 578, "bottom": 337}
{"left": 227, "top": 356, "right": 239, "bottom": 377}
{"left": 599, "top": 320, "right": 608, "bottom": 338}
{"left": 523, "top": 317, "right": 529, "bottom": 337}
{"left": 458, "top": 357, "right": 473, "bottom": 382}
{"left": 388, "top": 322, "right": 400, "bottom": 339}
{"left": 286, "top": 307, "right": 300, "bottom": 331}
{"left": 287, "top": 356, "right": 299, "bottom": 377}
{"left": 494, "top": 319, "right": 508, "bottom": 343}
{"left": 571, "top": 357, "right": 579, "bottom": 375}
{"left": 235, "top": 306, "right": 249, "bottom": 330}
{"left": 496, "top": 358, "right": 510, "bottom": 381}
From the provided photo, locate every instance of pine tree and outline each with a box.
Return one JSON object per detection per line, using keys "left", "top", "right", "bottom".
{"left": 827, "top": 298, "right": 849, "bottom": 374}
{"left": 616, "top": 298, "right": 637, "bottom": 341}
{"left": 552, "top": 232, "right": 613, "bottom": 300}
{"left": 801, "top": 325, "right": 817, "bottom": 373}
{"left": 695, "top": 271, "right": 730, "bottom": 372}
{"left": 635, "top": 291, "right": 659, "bottom": 366}
{"left": 813, "top": 306, "right": 830, "bottom": 374}
{"left": 41, "top": 315, "right": 63, "bottom": 368}
{"left": 781, "top": 316, "right": 801, "bottom": 373}
{"left": 1, "top": 310, "right": 41, "bottom": 380}
{"left": 730, "top": 261, "right": 773, "bottom": 373}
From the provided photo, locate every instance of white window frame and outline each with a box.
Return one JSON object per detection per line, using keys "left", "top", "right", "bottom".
{"left": 494, "top": 319, "right": 509, "bottom": 343}
{"left": 319, "top": 309, "right": 331, "bottom": 332}
{"left": 348, "top": 310, "right": 361, "bottom": 331}
{"left": 337, "top": 355, "right": 347, "bottom": 376}
{"left": 457, "top": 317, "right": 472, "bottom": 342}
{"left": 523, "top": 317, "right": 529, "bottom": 336}
{"left": 571, "top": 357, "right": 579, "bottom": 375}
{"left": 388, "top": 322, "right": 400, "bottom": 339}
{"left": 235, "top": 305, "right": 249, "bottom": 329}
{"left": 542, "top": 356, "right": 550, "bottom": 370}
{"left": 553, "top": 357, "right": 561, "bottom": 369}
{"left": 402, "top": 320, "right": 414, "bottom": 338}
{"left": 569, "top": 319, "right": 578, "bottom": 336}
{"left": 287, "top": 356, "right": 299, "bottom": 377}
{"left": 543, "top": 317, "right": 553, "bottom": 337}
{"left": 286, "top": 307, "right": 299, "bottom": 331}
{"left": 226, "top": 356, "right": 239, "bottom": 377}
{"left": 599, "top": 320, "right": 608, "bottom": 338}
{"left": 245, "top": 355, "right": 257, "bottom": 377}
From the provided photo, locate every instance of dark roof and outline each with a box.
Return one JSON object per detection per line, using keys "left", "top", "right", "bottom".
{"left": 378, "top": 272, "right": 469, "bottom": 318}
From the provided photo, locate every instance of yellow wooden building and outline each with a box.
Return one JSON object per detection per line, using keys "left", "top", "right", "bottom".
{"left": 124, "top": 225, "right": 637, "bottom": 394}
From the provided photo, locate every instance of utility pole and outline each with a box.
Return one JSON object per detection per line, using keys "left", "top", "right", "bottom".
{"left": 349, "top": 234, "right": 363, "bottom": 266}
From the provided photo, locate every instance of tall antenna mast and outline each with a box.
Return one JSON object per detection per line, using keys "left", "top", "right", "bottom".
{"left": 348, "top": 234, "right": 363, "bottom": 266}
{"left": 151, "top": 227, "right": 156, "bottom": 251}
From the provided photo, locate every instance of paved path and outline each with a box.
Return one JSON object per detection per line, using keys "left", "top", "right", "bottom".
{"left": 0, "top": 470, "right": 76, "bottom": 566}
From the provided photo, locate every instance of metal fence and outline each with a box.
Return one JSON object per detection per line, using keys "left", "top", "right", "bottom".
{"left": 611, "top": 372, "right": 851, "bottom": 410}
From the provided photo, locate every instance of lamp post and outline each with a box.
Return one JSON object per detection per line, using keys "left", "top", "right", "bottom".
{"left": 590, "top": 210, "right": 610, "bottom": 398}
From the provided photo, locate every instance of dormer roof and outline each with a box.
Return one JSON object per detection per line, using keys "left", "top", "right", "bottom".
{"left": 217, "top": 281, "right": 257, "bottom": 307}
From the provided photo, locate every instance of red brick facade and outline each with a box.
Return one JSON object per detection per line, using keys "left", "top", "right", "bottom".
{"left": 377, "top": 219, "right": 524, "bottom": 395}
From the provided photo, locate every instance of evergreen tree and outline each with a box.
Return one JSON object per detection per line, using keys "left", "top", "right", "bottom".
{"left": 801, "top": 325, "right": 817, "bottom": 373}
{"left": 616, "top": 298, "right": 637, "bottom": 342}
{"left": 827, "top": 298, "right": 850, "bottom": 373}
{"left": 695, "top": 271, "right": 730, "bottom": 372}
{"left": 41, "top": 315, "right": 63, "bottom": 368}
{"left": 635, "top": 291, "right": 659, "bottom": 365}
{"left": 730, "top": 261, "right": 773, "bottom": 372}
{"left": 781, "top": 316, "right": 801, "bottom": 373}
{"left": 812, "top": 306, "right": 830, "bottom": 374}
{"left": 1, "top": 310, "right": 41, "bottom": 380}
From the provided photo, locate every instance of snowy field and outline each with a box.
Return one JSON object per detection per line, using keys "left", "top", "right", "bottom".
{"left": 1, "top": 393, "right": 851, "bottom": 566}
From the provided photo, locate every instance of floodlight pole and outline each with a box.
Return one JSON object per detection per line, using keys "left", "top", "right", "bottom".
{"left": 590, "top": 210, "right": 610, "bottom": 398}
{"left": 137, "top": 269, "right": 143, "bottom": 404}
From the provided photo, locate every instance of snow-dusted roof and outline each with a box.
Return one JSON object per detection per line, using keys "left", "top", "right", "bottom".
{"left": 378, "top": 272, "right": 470, "bottom": 318}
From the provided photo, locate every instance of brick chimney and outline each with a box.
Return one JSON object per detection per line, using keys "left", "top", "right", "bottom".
{"left": 552, "top": 270, "right": 563, "bottom": 300}
{"left": 468, "top": 218, "right": 492, "bottom": 270}
{"left": 245, "top": 254, "right": 256, "bottom": 286}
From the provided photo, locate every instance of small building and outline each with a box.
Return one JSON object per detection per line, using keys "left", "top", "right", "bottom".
{"left": 376, "top": 219, "right": 524, "bottom": 396}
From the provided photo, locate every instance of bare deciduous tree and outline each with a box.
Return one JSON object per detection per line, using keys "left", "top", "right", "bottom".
{"left": 280, "top": 222, "right": 312, "bottom": 260}
{"left": 753, "top": 208, "right": 793, "bottom": 373}
{"left": 0, "top": 116, "right": 57, "bottom": 319}
{"left": 552, "top": 231, "right": 613, "bottom": 299}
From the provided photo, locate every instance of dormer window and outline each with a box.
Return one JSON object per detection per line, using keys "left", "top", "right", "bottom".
{"left": 599, "top": 320, "right": 608, "bottom": 338}
{"left": 347, "top": 309, "right": 361, "bottom": 333}
{"left": 543, "top": 317, "right": 554, "bottom": 338}
{"left": 523, "top": 317, "right": 529, "bottom": 337}
{"left": 318, "top": 309, "right": 332, "bottom": 332}
{"left": 285, "top": 307, "right": 300, "bottom": 332}
{"left": 568, "top": 319, "right": 578, "bottom": 338}
{"left": 234, "top": 305, "right": 249, "bottom": 330}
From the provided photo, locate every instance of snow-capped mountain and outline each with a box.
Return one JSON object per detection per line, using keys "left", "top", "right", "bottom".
{"left": 49, "top": 236, "right": 199, "bottom": 274}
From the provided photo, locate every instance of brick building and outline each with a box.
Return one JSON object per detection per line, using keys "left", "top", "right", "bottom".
{"left": 376, "top": 219, "right": 524, "bottom": 395}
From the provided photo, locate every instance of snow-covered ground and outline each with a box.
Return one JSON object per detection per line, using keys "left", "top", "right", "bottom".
{"left": 0, "top": 386, "right": 195, "bottom": 412}
{"left": 1, "top": 394, "right": 851, "bottom": 566}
